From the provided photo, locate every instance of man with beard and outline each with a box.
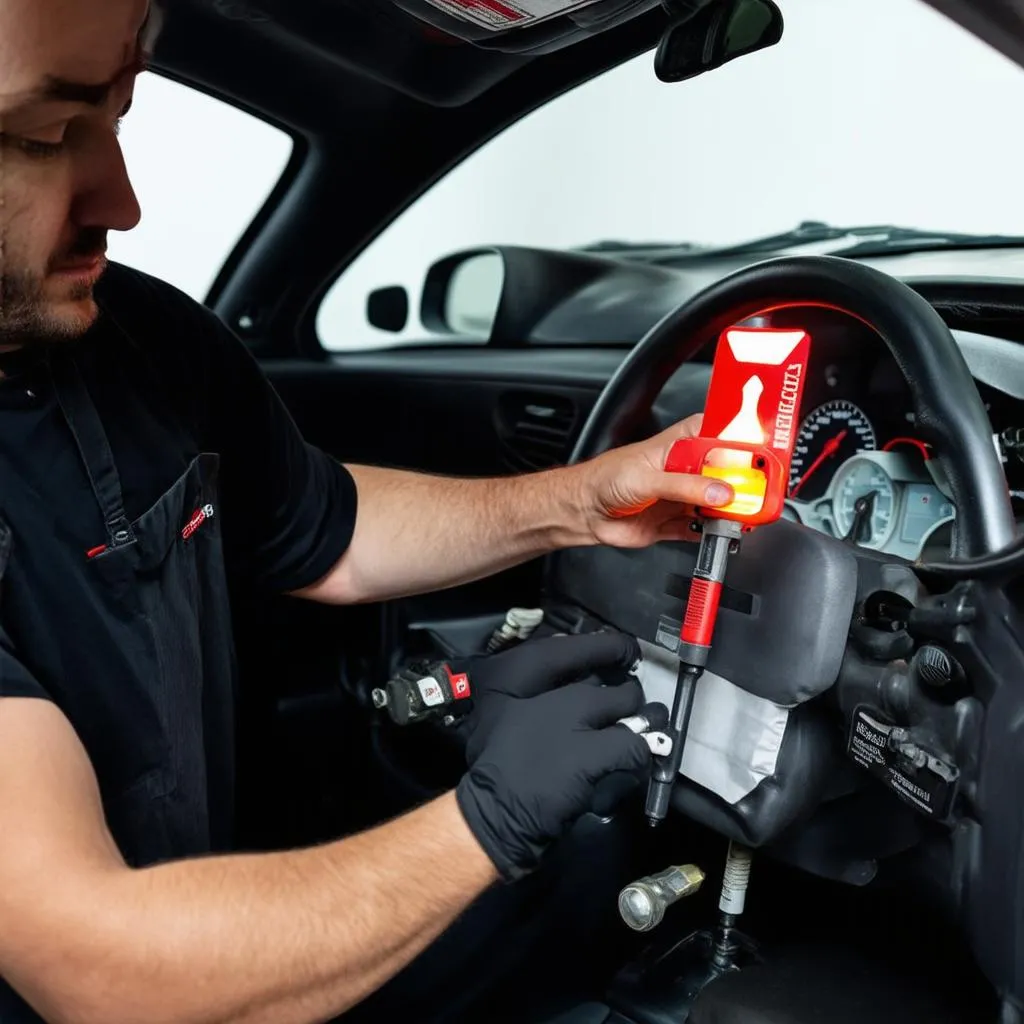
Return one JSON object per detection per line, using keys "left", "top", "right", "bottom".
{"left": 0, "top": 2, "right": 730, "bottom": 1022}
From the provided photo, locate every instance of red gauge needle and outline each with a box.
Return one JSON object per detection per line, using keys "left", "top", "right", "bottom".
{"left": 790, "top": 429, "right": 848, "bottom": 498}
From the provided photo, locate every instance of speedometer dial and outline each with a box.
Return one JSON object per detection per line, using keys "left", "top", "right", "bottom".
{"left": 832, "top": 458, "right": 897, "bottom": 548}
{"left": 788, "top": 400, "right": 877, "bottom": 501}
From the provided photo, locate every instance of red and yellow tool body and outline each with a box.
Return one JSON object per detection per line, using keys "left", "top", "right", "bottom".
{"left": 667, "top": 326, "right": 812, "bottom": 526}
{"left": 645, "top": 325, "right": 812, "bottom": 826}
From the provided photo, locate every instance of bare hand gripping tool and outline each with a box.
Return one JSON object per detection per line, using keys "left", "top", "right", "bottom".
{"left": 645, "top": 324, "right": 812, "bottom": 826}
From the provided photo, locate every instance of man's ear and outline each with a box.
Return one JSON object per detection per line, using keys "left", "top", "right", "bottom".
{"left": 139, "top": 1, "right": 165, "bottom": 57}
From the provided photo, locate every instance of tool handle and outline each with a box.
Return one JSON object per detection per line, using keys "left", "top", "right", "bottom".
{"left": 665, "top": 436, "right": 788, "bottom": 527}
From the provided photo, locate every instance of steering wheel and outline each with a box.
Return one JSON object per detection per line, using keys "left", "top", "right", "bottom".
{"left": 571, "top": 254, "right": 1014, "bottom": 558}
{"left": 561, "top": 254, "right": 1024, "bottom": 1014}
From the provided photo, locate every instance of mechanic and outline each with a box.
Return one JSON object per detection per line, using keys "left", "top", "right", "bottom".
{"left": 0, "top": 2, "right": 733, "bottom": 1022}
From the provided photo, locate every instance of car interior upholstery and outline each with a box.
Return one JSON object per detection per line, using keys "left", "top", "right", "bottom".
{"left": 145, "top": 2, "right": 1024, "bottom": 1021}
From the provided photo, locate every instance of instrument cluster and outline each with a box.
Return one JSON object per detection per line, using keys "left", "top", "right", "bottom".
{"left": 759, "top": 306, "right": 1024, "bottom": 559}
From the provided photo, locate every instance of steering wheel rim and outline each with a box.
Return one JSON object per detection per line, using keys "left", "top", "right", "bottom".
{"left": 570, "top": 254, "right": 1017, "bottom": 559}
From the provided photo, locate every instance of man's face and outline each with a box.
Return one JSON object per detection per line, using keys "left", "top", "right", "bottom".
{"left": 0, "top": 0, "right": 150, "bottom": 347}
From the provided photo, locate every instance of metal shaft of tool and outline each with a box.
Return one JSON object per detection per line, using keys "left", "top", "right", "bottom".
{"left": 645, "top": 663, "right": 702, "bottom": 824}
{"left": 646, "top": 520, "right": 739, "bottom": 826}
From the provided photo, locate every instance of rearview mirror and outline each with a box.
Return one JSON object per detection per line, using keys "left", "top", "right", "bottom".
{"left": 366, "top": 285, "right": 409, "bottom": 333}
{"left": 655, "top": 0, "right": 783, "bottom": 84}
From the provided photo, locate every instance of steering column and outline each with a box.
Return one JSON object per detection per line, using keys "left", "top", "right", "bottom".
{"left": 562, "top": 254, "right": 1023, "bottom": 1019}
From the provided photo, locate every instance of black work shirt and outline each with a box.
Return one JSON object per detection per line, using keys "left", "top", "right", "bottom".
{"left": 0, "top": 262, "right": 358, "bottom": 855}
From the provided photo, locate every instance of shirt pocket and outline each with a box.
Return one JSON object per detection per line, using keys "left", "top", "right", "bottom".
{"left": 87, "top": 455, "right": 222, "bottom": 861}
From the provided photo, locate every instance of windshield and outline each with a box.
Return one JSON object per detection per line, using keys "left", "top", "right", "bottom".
{"left": 318, "top": 0, "right": 1024, "bottom": 350}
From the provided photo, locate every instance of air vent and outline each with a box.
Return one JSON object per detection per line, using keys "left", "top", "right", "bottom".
{"left": 496, "top": 391, "right": 578, "bottom": 472}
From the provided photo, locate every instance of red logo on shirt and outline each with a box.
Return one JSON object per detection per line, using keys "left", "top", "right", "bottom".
{"left": 182, "top": 503, "right": 215, "bottom": 541}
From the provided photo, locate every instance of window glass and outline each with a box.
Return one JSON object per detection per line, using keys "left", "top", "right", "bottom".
{"left": 315, "top": 0, "right": 1024, "bottom": 351}
{"left": 107, "top": 74, "right": 294, "bottom": 301}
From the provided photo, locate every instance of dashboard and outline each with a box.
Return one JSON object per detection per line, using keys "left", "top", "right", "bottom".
{"left": 699, "top": 306, "right": 1024, "bottom": 559}
{"left": 411, "top": 242, "right": 1024, "bottom": 562}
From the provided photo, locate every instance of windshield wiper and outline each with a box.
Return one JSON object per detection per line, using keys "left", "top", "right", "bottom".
{"left": 701, "top": 221, "right": 1024, "bottom": 259}
{"left": 578, "top": 239, "right": 707, "bottom": 254}
{"left": 700, "top": 220, "right": 862, "bottom": 256}
{"left": 826, "top": 226, "right": 1024, "bottom": 257}
{"left": 580, "top": 224, "right": 852, "bottom": 257}
{"left": 579, "top": 222, "right": 1024, "bottom": 261}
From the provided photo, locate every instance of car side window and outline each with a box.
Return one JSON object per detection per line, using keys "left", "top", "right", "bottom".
{"left": 107, "top": 74, "right": 294, "bottom": 302}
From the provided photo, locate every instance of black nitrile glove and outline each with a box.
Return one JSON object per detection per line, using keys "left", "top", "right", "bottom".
{"left": 454, "top": 630, "right": 643, "bottom": 764}
{"left": 454, "top": 632, "right": 651, "bottom": 882}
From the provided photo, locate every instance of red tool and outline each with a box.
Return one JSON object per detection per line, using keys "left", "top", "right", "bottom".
{"left": 645, "top": 325, "right": 812, "bottom": 826}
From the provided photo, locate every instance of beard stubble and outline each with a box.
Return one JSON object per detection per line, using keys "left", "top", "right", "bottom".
{"left": 0, "top": 226, "right": 108, "bottom": 347}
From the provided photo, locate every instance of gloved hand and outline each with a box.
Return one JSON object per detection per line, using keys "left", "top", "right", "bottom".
{"left": 453, "top": 630, "right": 643, "bottom": 763}
{"left": 453, "top": 631, "right": 651, "bottom": 882}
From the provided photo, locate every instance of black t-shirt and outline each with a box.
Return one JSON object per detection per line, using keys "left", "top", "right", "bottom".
{"left": 0, "top": 261, "right": 357, "bottom": 845}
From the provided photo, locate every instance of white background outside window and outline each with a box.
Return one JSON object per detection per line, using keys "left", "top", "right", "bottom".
{"left": 108, "top": 76, "right": 293, "bottom": 301}
{"left": 106, "top": 0, "right": 1024, "bottom": 353}
{"left": 316, "top": 0, "right": 1024, "bottom": 350}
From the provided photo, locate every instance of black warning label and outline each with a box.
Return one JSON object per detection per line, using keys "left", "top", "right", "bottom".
{"left": 847, "top": 706, "right": 959, "bottom": 820}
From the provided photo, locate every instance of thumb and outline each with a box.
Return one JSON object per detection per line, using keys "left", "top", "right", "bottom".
{"left": 645, "top": 465, "right": 734, "bottom": 510}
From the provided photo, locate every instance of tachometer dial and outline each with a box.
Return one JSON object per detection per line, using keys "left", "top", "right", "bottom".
{"left": 788, "top": 400, "right": 877, "bottom": 501}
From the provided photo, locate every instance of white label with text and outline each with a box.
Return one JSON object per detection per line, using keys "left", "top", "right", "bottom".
{"left": 422, "top": 0, "right": 602, "bottom": 31}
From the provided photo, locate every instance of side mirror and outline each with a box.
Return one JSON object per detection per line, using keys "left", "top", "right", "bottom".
{"left": 655, "top": 0, "right": 784, "bottom": 84}
{"left": 420, "top": 244, "right": 631, "bottom": 345}
{"left": 421, "top": 250, "right": 505, "bottom": 338}
{"left": 367, "top": 285, "right": 410, "bottom": 333}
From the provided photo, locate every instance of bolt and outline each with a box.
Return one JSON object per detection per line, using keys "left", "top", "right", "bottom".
{"left": 896, "top": 741, "right": 927, "bottom": 769}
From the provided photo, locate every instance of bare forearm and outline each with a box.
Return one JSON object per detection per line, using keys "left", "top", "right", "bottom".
{"left": 306, "top": 464, "right": 593, "bottom": 604}
{"left": 15, "top": 792, "right": 496, "bottom": 1024}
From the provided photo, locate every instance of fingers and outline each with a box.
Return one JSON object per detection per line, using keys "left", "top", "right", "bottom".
{"left": 648, "top": 416, "right": 734, "bottom": 509}
{"left": 583, "top": 725, "right": 652, "bottom": 777}
{"left": 656, "top": 512, "right": 701, "bottom": 543}
{"left": 657, "top": 413, "right": 703, "bottom": 443}
{"left": 639, "top": 700, "right": 669, "bottom": 732}
{"left": 545, "top": 677, "right": 644, "bottom": 727}
{"left": 493, "top": 631, "right": 641, "bottom": 699}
